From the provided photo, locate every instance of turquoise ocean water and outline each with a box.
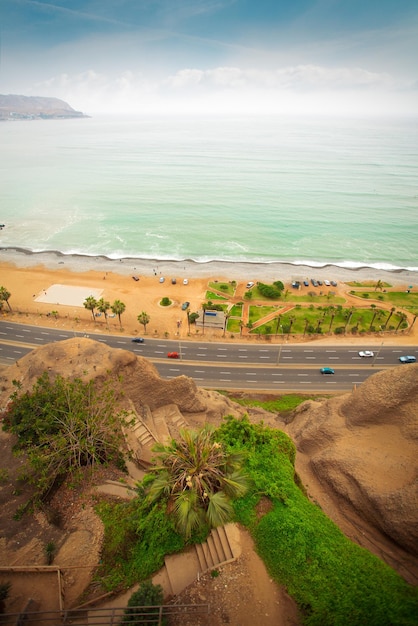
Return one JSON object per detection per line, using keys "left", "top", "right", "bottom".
{"left": 1, "top": 116, "right": 417, "bottom": 271}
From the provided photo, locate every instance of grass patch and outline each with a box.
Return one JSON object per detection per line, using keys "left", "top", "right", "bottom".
{"left": 248, "top": 305, "right": 280, "bottom": 324}
{"left": 229, "top": 394, "right": 321, "bottom": 413}
{"left": 208, "top": 281, "right": 236, "bottom": 296}
{"left": 205, "top": 291, "right": 228, "bottom": 301}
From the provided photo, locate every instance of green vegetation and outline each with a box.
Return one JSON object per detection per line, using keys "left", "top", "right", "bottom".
{"left": 95, "top": 416, "right": 417, "bottom": 624}
{"left": 350, "top": 290, "right": 418, "bottom": 312}
{"left": 248, "top": 305, "right": 280, "bottom": 325}
{"left": 137, "top": 311, "right": 150, "bottom": 332}
{"left": 144, "top": 425, "right": 250, "bottom": 538}
{"left": 2, "top": 373, "right": 126, "bottom": 502}
{"left": 122, "top": 580, "right": 166, "bottom": 625}
{"left": 208, "top": 281, "right": 236, "bottom": 296}
{"left": 251, "top": 304, "right": 406, "bottom": 336}
{"left": 205, "top": 290, "right": 228, "bottom": 301}
{"left": 216, "top": 416, "right": 418, "bottom": 626}
{"left": 160, "top": 297, "right": 172, "bottom": 307}
{"left": 229, "top": 393, "right": 324, "bottom": 413}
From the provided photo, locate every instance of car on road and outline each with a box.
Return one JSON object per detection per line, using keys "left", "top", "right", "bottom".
{"left": 159, "top": 276, "right": 165, "bottom": 283}
{"left": 167, "top": 351, "right": 180, "bottom": 359}
{"left": 131, "top": 337, "right": 144, "bottom": 343}
{"left": 359, "top": 350, "right": 374, "bottom": 357}
{"left": 183, "top": 278, "right": 189, "bottom": 285}
{"left": 181, "top": 301, "right": 190, "bottom": 310}
{"left": 399, "top": 355, "right": 416, "bottom": 363}
{"left": 320, "top": 367, "right": 335, "bottom": 375}
{"left": 246, "top": 281, "right": 255, "bottom": 288}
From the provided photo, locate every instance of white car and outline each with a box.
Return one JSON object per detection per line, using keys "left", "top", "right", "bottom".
{"left": 183, "top": 278, "right": 189, "bottom": 285}
{"left": 246, "top": 281, "right": 255, "bottom": 289}
{"left": 359, "top": 350, "right": 374, "bottom": 358}
{"left": 324, "top": 280, "right": 330, "bottom": 286}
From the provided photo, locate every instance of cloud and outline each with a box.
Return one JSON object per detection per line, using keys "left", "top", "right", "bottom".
{"left": 31, "top": 63, "right": 418, "bottom": 117}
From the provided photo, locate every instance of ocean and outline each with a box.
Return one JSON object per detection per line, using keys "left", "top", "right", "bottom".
{"left": 1, "top": 115, "right": 417, "bottom": 272}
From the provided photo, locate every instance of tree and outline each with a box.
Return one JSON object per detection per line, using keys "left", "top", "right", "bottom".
{"left": 383, "top": 307, "right": 396, "bottom": 330}
{"left": 122, "top": 580, "right": 165, "bottom": 625}
{"left": 239, "top": 319, "right": 244, "bottom": 337}
{"left": 145, "top": 425, "right": 249, "bottom": 539}
{"left": 369, "top": 304, "right": 377, "bottom": 331}
{"left": 0, "top": 286, "right": 12, "bottom": 311}
{"left": 97, "top": 297, "right": 111, "bottom": 326}
{"left": 83, "top": 296, "right": 98, "bottom": 321}
{"left": 274, "top": 314, "right": 281, "bottom": 337}
{"left": 223, "top": 313, "right": 230, "bottom": 337}
{"left": 202, "top": 303, "right": 207, "bottom": 336}
{"left": 111, "top": 300, "right": 126, "bottom": 326}
{"left": 374, "top": 279, "right": 383, "bottom": 292}
{"left": 328, "top": 306, "right": 336, "bottom": 333}
{"left": 344, "top": 307, "right": 354, "bottom": 334}
{"left": 395, "top": 312, "right": 407, "bottom": 333}
{"left": 3, "top": 373, "right": 125, "bottom": 499}
{"left": 137, "top": 311, "right": 150, "bottom": 333}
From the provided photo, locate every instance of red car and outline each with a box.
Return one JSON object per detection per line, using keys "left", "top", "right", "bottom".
{"left": 167, "top": 352, "right": 180, "bottom": 359}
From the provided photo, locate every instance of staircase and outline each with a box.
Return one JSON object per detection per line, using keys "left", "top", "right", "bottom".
{"left": 161, "top": 523, "right": 241, "bottom": 596}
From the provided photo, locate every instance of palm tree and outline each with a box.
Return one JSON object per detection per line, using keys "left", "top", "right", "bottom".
{"left": 97, "top": 297, "right": 110, "bottom": 326}
{"left": 144, "top": 425, "right": 250, "bottom": 538}
{"left": 374, "top": 279, "right": 383, "bottom": 292}
{"left": 395, "top": 312, "right": 407, "bottom": 333}
{"left": 0, "top": 286, "right": 12, "bottom": 311}
{"left": 383, "top": 307, "right": 396, "bottom": 330}
{"left": 202, "top": 304, "right": 207, "bottom": 336}
{"left": 274, "top": 314, "right": 281, "bottom": 337}
{"left": 369, "top": 304, "right": 377, "bottom": 331}
{"left": 288, "top": 315, "right": 296, "bottom": 338}
{"left": 223, "top": 312, "right": 230, "bottom": 337}
{"left": 303, "top": 318, "right": 309, "bottom": 337}
{"left": 328, "top": 306, "right": 336, "bottom": 333}
{"left": 344, "top": 307, "right": 354, "bottom": 334}
{"left": 111, "top": 300, "right": 126, "bottom": 327}
{"left": 410, "top": 314, "right": 417, "bottom": 333}
{"left": 239, "top": 319, "right": 244, "bottom": 337}
{"left": 83, "top": 296, "right": 98, "bottom": 321}
{"left": 137, "top": 311, "right": 150, "bottom": 333}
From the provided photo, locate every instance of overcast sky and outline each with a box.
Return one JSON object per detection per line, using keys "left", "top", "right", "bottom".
{"left": 1, "top": 0, "right": 418, "bottom": 116}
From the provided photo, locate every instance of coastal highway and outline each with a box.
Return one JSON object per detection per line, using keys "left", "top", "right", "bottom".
{"left": 0, "top": 320, "right": 416, "bottom": 391}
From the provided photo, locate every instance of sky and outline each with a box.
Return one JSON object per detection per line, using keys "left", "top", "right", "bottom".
{"left": 1, "top": 0, "right": 418, "bottom": 117}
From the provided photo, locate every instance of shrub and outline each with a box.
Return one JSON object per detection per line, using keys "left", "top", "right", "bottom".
{"left": 160, "top": 297, "right": 171, "bottom": 307}
{"left": 122, "top": 580, "right": 166, "bottom": 624}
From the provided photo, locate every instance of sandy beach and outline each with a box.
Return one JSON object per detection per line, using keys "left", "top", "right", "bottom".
{"left": 0, "top": 247, "right": 417, "bottom": 345}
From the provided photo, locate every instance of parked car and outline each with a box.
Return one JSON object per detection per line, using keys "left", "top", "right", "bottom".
{"left": 131, "top": 337, "right": 144, "bottom": 343}
{"left": 291, "top": 281, "right": 300, "bottom": 289}
{"left": 317, "top": 280, "right": 323, "bottom": 286}
{"left": 171, "top": 278, "right": 177, "bottom": 284}
{"left": 311, "top": 279, "right": 318, "bottom": 287}
{"left": 303, "top": 280, "right": 309, "bottom": 287}
{"left": 132, "top": 275, "right": 139, "bottom": 281}
{"left": 159, "top": 276, "right": 165, "bottom": 283}
{"left": 167, "top": 352, "right": 180, "bottom": 359}
{"left": 331, "top": 280, "right": 337, "bottom": 287}
{"left": 181, "top": 301, "right": 190, "bottom": 310}
{"left": 320, "top": 367, "right": 335, "bottom": 375}
{"left": 183, "top": 278, "right": 189, "bottom": 285}
{"left": 324, "top": 280, "right": 330, "bottom": 286}
{"left": 359, "top": 350, "right": 374, "bottom": 357}
{"left": 246, "top": 281, "right": 255, "bottom": 289}
{"left": 399, "top": 355, "right": 416, "bottom": 363}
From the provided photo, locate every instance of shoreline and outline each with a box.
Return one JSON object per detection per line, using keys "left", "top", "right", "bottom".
{"left": 1, "top": 247, "right": 417, "bottom": 287}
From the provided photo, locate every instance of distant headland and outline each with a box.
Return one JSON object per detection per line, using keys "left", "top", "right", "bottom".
{"left": 0, "top": 94, "right": 89, "bottom": 121}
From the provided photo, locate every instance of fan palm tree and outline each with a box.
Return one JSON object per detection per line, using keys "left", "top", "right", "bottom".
{"left": 328, "top": 306, "right": 336, "bottom": 333}
{"left": 145, "top": 425, "right": 250, "bottom": 538}
{"left": 97, "top": 297, "right": 111, "bottom": 326}
{"left": 83, "top": 296, "right": 98, "bottom": 321}
{"left": 344, "top": 307, "right": 354, "bottom": 334}
{"left": 383, "top": 307, "right": 396, "bottom": 330}
{"left": 395, "top": 312, "right": 407, "bottom": 333}
{"left": 111, "top": 300, "right": 126, "bottom": 326}
{"left": 137, "top": 311, "right": 150, "bottom": 333}
{"left": 0, "top": 286, "right": 12, "bottom": 311}
{"left": 369, "top": 304, "right": 377, "bottom": 331}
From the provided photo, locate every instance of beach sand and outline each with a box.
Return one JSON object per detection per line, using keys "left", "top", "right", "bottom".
{"left": 0, "top": 247, "right": 417, "bottom": 346}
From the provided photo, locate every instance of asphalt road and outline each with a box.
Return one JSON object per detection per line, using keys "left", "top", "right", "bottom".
{"left": 0, "top": 320, "right": 416, "bottom": 391}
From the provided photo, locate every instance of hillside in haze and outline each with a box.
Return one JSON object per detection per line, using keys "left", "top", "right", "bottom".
{"left": 0, "top": 94, "right": 88, "bottom": 120}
